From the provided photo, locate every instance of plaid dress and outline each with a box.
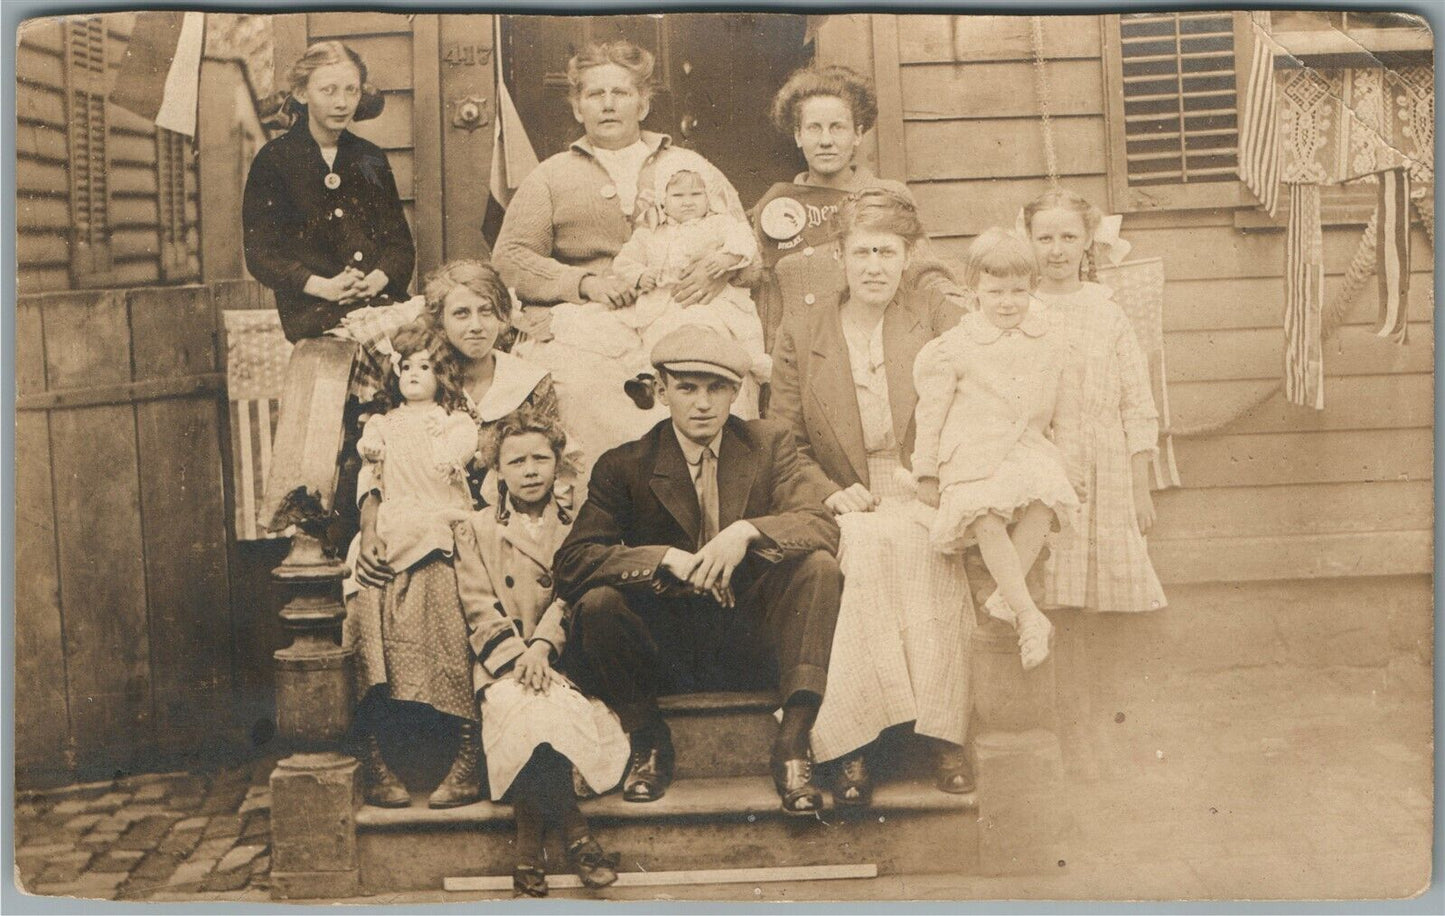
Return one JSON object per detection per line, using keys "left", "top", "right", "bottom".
{"left": 1040, "top": 284, "right": 1167, "bottom": 613}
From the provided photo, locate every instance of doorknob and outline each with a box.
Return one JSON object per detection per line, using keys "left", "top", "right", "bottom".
{"left": 451, "top": 95, "right": 491, "bottom": 132}
{"left": 679, "top": 114, "right": 698, "bottom": 140}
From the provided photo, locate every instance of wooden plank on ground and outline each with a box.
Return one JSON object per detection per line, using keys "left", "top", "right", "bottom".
{"left": 898, "top": 14, "right": 1100, "bottom": 63}
{"left": 1165, "top": 322, "right": 1433, "bottom": 383}
{"left": 15, "top": 299, "right": 68, "bottom": 773}
{"left": 127, "top": 287, "right": 233, "bottom": 755}
{"left": 905, "top": 117, "right": 1107, "bottom": 181}
{"left": 902, "top": 59, "right": 1104, "bottom": 120}
{"left": 1153, "top": 530, "right": 1432, "bottom": 584}
{"left": 1170, "top": 428, "right": 1431, "bottom": 488}
{"left": 1169, "top": 374, "right": 1433, "bottom": 436}
{"left": 444, "top": 863, "right": 879, "bottom": 892}
{"left": 1151, "top": 479, "right": 1433, "bottom": 541}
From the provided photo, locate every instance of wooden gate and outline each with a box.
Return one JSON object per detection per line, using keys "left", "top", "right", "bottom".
{"left": 15, "top": 284, "right": 242, "bottom": 782}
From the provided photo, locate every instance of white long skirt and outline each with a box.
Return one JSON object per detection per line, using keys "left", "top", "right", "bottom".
{"left": 480, "top": 678, "right": 630, "bottom": 801}
{"left": 810, "top": 454, "right": 975, "bottom": 762}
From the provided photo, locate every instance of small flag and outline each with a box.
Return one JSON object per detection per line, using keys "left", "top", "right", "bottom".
{"left": 1284, "top": 184, "right": 1325, "bottom": 410}
{"left": 1375, "top": 168, "right": 1410, "bottom": 344}
{"left": 109, "top": 11, "right": 206, "bottom": 137}
{"left": 483, "top": 19, "right": 539, "bottom": 250}
{"left": 1239, "top": 12, "right": 1281, "bottom": 216}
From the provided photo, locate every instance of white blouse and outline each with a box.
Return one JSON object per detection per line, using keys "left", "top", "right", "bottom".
{"left": 840, "top": 316, "right": 897, "bottom": 455}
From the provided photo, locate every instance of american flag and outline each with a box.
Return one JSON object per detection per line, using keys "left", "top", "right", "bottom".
{"left": 482, "top": 17, "right": 539, "bottom": 250}
{"left": 1239, "top": 12, "right": 1281, "bottom": 216}
{"left": 224, "top": 310, "right": 292, "bottom": 540}
{"left": 1375, "top": 168, "right": 1411, "bottom": 344}
{"left": 1284, "top": 184, "right": 1325, "bottom": 410}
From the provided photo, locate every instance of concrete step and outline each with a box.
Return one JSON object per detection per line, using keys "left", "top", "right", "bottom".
{"left": 660, "top": 691, "right": 776, "bottom": 779}
{"left": 356, "top": 776, "right": 979, "bottom": 893}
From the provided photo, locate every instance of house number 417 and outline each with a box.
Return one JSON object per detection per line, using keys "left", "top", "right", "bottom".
{"left": 444, "top": 44, "right": 491, "bottom": 66}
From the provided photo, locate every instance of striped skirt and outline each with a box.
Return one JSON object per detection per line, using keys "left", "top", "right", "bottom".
{"left": 810, "top": 453, "right": 975, "bottom": 762}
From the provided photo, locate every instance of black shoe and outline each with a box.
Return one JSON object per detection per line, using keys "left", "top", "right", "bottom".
{"left": 833, "top": 751, "right": 873, "bottom": 808}
{"left": 771, "top": 749, "right": 823, "bottom": 816}
{"left": 512, "top": 862, "right": 548, "bottom": 898}
{"left": 624, "top": 374, "right": 656, "bottom": 410}
{"left": 935, "top": 742, "right": 976, "bottom": 795}
{"left": 567, "top": 835, "right": 621, "bottom": 889}
{"left": 622, "top": 726, "right": 674, "bottom": 802}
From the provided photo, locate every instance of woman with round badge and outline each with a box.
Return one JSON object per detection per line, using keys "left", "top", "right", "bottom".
{"left": 243, "top": 41, "right": 414, "bottom": 344}
{"left": 752, "top": 65, "right": 966, "bottom": 353}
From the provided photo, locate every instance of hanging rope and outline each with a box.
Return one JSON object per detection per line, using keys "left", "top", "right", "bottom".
{"left": 1166, "top": 208, "right": 1382, "bottom": 437}
{"left": 1030, "top": 16, "right": 1061, "bottom": 189}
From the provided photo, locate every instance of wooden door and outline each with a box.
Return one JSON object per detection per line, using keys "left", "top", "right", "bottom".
{"left": 502, "top": 13, "right": 810, "bottom": 208}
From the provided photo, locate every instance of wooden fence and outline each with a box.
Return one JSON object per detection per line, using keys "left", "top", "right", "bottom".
{"left": 15, "top": 280, "right": 284, "bottom": 783}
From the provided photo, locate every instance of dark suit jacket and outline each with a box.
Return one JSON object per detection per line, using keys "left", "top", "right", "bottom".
{"left": 769, "top": 284, "right": 963, "bottom": 495}
{"left": 554, "top": 417, "right": 839, "bottom": 604}
{"left": 243, "top": 122, "right": 415, "bottom": 342}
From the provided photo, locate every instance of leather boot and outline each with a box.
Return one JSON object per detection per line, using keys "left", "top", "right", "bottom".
{"left": 429, "top": 719, "right": 482, "bottom": 808}
{"left": 360, "top": 733, "right": 410, "bottom": 808}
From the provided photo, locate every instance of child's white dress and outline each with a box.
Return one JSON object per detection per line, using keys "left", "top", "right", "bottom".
{"left": 355, "top": 402, "right": 477, "bottom": 572}
{"left": 453, "top": 499, "right": 629, "bottom": 800}
{"left": 1038, "top": 282, "right": 1166, "bottom": 613}
{"left": 912, "top": 309, "right": 1081, "bottom": 553}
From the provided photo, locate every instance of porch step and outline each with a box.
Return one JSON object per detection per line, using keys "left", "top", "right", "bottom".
{"left": 355, "top": 775, "right": 979, "bottom": 893}
{"left": 660, "top": 691, "right": 776, "bottom": 779}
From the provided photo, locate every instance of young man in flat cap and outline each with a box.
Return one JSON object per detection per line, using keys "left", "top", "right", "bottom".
{"left": 555, "top": 325, "right": 842, "bottom": 815}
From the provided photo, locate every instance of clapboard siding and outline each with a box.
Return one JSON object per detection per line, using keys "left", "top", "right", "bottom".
{"left": 898, "top": 14, "right": 1101, "bottom": 63}
{"left": 1169, "top": 374, "right": 1434, "bottom": 435}
{"left": 16, "top": 12, "right": 202, "bottom": 292}
{"left": 878, "top": 12, "right": 1434, "bottom": 582}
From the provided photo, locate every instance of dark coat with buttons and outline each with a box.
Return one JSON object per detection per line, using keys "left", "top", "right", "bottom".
{"left": 243, "top": 121, "right": 415, "bottom": 342}
{"left": 553, "top": 417, "right": 839, "bottom": 605}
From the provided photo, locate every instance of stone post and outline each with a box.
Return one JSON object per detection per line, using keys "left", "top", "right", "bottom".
{"left": 261, "top": 337, "right": 364, "bottom": 900}
{"left": 268, "top": 530, "right": 359, "bottom": 900}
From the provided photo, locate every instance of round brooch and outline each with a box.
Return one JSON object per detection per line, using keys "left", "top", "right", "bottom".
{"left": 599, "top": 184, "right": 617, "bottom": 200}
{"left": 760, "top": 196, "right": 807, "bottom": 241}
{"left": 324, "top": 172, "right": 341, "bottom": 190}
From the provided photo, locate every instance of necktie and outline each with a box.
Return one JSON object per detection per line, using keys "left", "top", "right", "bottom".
{"left": 697, "top": 445, "right": 720, "bottom": 548}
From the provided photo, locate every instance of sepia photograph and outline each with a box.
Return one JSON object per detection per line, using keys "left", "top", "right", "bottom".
{"left": 9, "top": 4, "right": 1437, "bottom": 906}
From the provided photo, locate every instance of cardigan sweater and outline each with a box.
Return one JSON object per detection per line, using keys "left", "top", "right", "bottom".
{"left": 493, "top": 131, "right": 751, "bottom": 305}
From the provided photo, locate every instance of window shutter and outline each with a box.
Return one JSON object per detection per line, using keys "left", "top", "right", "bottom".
{"left": 1103, "top": 12, "right": 1255, "bottom": 211}
{"left": 156, "top": 127, "right": 197, "bottom": 280}
{"left": 64, "top": 16, "right": 114, "bottom": 283}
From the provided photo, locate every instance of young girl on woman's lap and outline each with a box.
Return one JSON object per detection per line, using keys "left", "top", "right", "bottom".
{"left": 912, "top": 229, "right": 1081, "bottom": 669}
{"left": 452, "top": 408, "right": 628, "bottom": 897}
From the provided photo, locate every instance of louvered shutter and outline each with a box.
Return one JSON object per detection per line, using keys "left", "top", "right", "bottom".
{"left": 64, "top": 16, "right": 114, "bottom": 283}
{"left": 1103, "top": 12, "right": 1254, "bottom": 211}
{"left": 156, "top": 127, "right": 197, "bottom": 280}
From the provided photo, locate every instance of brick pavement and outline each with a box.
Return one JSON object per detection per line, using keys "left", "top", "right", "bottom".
{"left": 13, "top": 661, "right": 1435, "bottom": 903}
{"left": 15, "top": 758, "right": 275, "bottom": 901}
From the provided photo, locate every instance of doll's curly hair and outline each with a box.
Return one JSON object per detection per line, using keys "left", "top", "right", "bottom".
{"left": 770, "top": 65, "right": 878, "bottom": 135}
{"left": 374, "top": 320, "right": 468, "bottom": 414}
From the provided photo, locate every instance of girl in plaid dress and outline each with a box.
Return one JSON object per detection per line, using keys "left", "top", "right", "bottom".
{"left": 1023, "top": 189, "right": 1166, "bottom": 615}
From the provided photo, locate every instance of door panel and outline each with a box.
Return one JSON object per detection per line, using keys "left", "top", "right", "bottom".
{"left": 503, "top": 13, "right": 809, "bottom": 208}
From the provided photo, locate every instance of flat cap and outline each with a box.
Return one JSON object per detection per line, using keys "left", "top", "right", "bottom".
{"left": 649, "top": 325, "right": 750, "bottom": 384}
